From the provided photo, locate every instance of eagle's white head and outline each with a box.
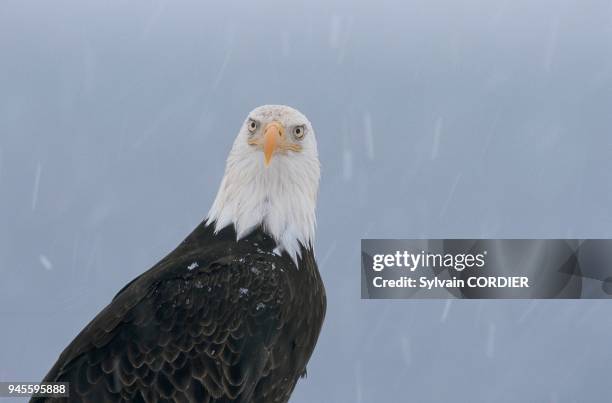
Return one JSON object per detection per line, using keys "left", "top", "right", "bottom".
{"left": 206, "top": 105, "right": 320, "bottom": 264}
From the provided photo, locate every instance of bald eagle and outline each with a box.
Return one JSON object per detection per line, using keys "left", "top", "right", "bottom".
{"left": 33, "top": 105, "right": 326, "bottom": 403}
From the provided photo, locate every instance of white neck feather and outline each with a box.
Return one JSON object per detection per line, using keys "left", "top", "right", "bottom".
{"left": 206, "top": 147, "right": 320, "bottom": 266}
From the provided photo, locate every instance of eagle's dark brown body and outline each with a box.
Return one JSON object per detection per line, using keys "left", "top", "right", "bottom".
{"left": 33, "top": 222, "right": 326, "bottom": 403}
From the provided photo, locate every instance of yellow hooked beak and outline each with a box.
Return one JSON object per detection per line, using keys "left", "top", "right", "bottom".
{"left": 247, "top": 120, "right": 302, "bottom": 166}
{"left": 263, "top": 121, "right": 284, "bottom": 166}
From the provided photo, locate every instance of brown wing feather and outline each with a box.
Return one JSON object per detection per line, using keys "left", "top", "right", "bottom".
{"left": 32, "top": 250, "right": 287, "bottom": 403}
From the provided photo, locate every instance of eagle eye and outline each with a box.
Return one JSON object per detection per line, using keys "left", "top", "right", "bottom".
{"left": 292, "top": 125, "right": 306, "bottom": 140}
{"left": 247, "top": 119, "right": 258, "bottom": 134}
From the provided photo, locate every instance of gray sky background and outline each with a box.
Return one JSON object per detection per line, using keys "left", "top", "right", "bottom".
{"left": 1, "top": 0, "right": 612, "bottom": 402}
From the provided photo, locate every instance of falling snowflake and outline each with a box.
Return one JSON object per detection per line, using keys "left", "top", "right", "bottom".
{"left": 39, "top": 255, "right": 53, "bottom": 271}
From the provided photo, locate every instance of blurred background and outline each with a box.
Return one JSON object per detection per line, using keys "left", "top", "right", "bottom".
{"left": 1, "top": 0, "right": 612, "bottom": 401}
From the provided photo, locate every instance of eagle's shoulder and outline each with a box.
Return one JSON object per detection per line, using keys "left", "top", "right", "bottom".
{"left": 39, "top": 223, "right": 293, "bottom": 402}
